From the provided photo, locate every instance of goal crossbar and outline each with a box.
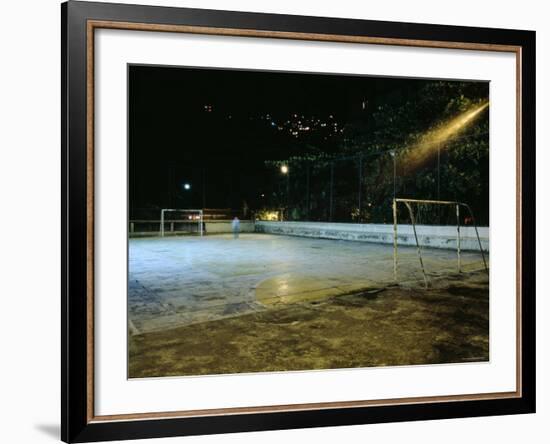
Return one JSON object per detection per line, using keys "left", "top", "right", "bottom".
{"left": 392, "top": 198, "right": 487, "bottom": 287}
{"left": 160, "top": 209, "right": 203, "bottom": 237}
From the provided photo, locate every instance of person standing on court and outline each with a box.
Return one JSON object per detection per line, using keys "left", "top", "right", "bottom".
{"left": 231, "top": 216, "right": 240, "bottom": 239}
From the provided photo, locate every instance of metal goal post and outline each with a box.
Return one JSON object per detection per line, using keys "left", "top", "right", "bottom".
{"left": 160, "top": 209, "right": 204, "bottom": 237}
{"left": 392, "top": 198, "right": 487, "bottom": 287}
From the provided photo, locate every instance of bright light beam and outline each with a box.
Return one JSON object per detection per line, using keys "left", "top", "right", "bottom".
{"left": 402, "top": 100, "right": 489, "bottom": 172}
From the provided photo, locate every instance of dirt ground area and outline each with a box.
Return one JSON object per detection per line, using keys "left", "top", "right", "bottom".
{"left": 129, "top": 270, "right": 488, "bottom": 378}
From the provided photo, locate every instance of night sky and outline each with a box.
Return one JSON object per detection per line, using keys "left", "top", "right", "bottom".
{"left": 129, "top": 65, "right": 442, "bottom": 216}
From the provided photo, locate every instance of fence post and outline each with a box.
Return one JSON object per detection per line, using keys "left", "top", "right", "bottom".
{"left": 329, "top": 161, "right": 334, "bottom": 222}
{"left": 306, "top": 163, "right": 310, "bottom": 220}
{"left": 358, "top": 156, "right": 363, "bottom": 222}
{"left": 393, "top": 198, "right": 398, "bottom": 281}
{"left": 286, "top": 167, "right": 290, "bottom": 220}
{"left": 456, "top": 204, "right": 461, "bottom": 272}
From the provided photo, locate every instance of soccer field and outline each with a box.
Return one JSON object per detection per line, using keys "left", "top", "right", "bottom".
{"left": 129, "top": 233, "right": 487, "bottom": 334}
{"left": 128, "top": 233, "right": 489, "bottom": 377}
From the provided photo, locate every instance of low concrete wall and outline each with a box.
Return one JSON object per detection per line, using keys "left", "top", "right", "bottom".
{"left": 255, "top": 221, "right": 488, "bottom": 252}
{"left": 204, "top": 220, "right": 255, "bottom": 234}
{"left": 129, "top": 220, "right": 254, "bottom": 237}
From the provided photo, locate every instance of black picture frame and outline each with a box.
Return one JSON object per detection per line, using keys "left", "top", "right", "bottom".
{"left": 61, "top": 1, "right": 536, "bottom": 442}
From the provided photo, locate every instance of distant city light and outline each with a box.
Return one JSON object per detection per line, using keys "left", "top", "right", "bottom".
{"left": 216, "top": 110, "right": 343, "bottom": 140}
{"left": 280, "top": 165, "right": 289, "bottom": 174}
{"left": 183, "top": 183, "right": 191, "bottom": 190}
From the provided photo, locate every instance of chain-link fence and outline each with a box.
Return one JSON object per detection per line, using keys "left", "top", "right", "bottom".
{"left": 260, "top": 132, "right": 489, "bottom": 226}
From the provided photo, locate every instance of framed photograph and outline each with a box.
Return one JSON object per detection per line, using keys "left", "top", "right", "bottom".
{"left": 61, "top": 1, "right": 535, "bottom": 442}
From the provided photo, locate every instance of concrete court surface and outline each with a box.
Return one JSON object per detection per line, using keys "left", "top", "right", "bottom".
{"left": 128, "top": 233, "right": 487, "bottom": 334}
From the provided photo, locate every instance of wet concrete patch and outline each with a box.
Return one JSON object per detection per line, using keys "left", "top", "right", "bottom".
{"left": 255, "top": 274, "right": 383, "bottom": 306}
{"left": 256, "top": 274, "right": 343, "bottom": 305}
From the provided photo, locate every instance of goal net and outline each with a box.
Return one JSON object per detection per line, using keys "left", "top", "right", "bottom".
{"left": 392, "top": 198, "right": 487, "bottom": 287}
{"left": 160, "top": 209, "right": 204, "bottom": 237}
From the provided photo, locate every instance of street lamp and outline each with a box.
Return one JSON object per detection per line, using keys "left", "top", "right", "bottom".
{"left": 177, "top": 182, "right": 192, "bottom": 208}
{"left": 280, "top": 165, "right": 289, "bottom": 174}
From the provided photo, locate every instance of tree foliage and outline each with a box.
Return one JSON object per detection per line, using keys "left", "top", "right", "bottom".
{"left": 264, "top": 81, "right": 489, "bottom": 225}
